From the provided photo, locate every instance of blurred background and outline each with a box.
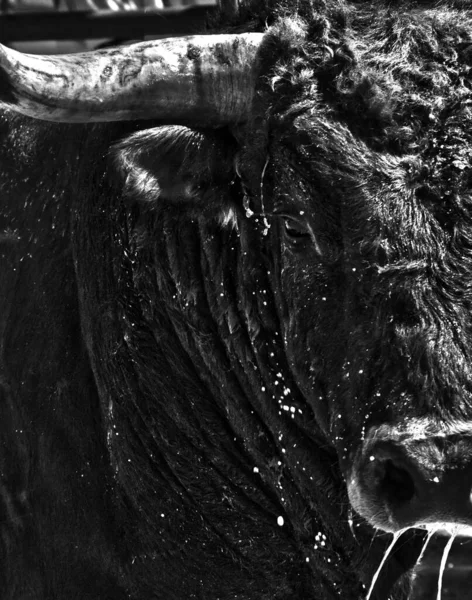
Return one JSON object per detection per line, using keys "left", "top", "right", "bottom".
{"left": 0, "top": 0, "right": 217, "bottom": 53}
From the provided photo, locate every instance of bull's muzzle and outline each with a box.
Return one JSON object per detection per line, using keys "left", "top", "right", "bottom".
{"left": 347, "top": 421, "right": 472, "bottom": 534}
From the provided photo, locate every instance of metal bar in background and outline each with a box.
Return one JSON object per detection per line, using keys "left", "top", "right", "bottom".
{"left": 0, "top": 4, "right": 216, "bottom": 42}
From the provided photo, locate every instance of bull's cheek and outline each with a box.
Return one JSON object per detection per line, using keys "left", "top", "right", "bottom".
{"left": 329, "top": 400, "right": 365, "bottom": 470}
{"left": 282, "top": 324, "right": 332, "bottom": 436}
{"left": 329, "top": 378, "right": 388, "bottom": 471}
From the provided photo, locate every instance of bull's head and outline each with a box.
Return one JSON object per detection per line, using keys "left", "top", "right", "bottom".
{"left": 2, "top": 4, "right": 472, "bottom": 597}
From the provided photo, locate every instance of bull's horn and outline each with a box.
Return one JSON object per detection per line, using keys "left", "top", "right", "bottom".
{"left": 0, "top": 33, "right": 263, "bottom": 125}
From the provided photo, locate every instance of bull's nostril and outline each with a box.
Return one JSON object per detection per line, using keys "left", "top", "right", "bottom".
{"left": 380, "top": 459, "right": 416, "bottom": 504}
{"left": 357, "top": 433, "right": 472, "bottom": 532}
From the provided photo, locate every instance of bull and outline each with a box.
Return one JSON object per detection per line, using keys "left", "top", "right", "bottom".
{"left": 1, "top": 0, "right": 471, "bottom": 598}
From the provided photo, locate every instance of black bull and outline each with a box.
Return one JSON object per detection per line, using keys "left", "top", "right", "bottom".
{"left": 2, "top": 2, "right": 472, "bottom": 599}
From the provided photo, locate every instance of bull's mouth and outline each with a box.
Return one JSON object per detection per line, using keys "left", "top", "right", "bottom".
{"left": 343, "top": 418, "right": 472, "bottom": 599}
{"left": 346, "top": 454, "right": 472, "bottom": 598}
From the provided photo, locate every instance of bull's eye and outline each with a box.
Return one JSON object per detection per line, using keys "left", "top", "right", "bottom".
{"left": 279, "top": 214, "right": 332, "bottom": 259}
{"left": 282, "top": 217, "right": 311, "bottom": 241}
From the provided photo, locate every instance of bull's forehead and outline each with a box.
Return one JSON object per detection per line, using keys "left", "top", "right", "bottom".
{"left": 272, "top": 4, "right": 472, "bottom": 231}
{"left": 277, "top": 113, "right": 472, "bottom": 250}
{"left": 353, "top": 4, "right": 472, "bottom": 155}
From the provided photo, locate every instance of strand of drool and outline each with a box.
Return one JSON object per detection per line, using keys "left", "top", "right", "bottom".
{"left": 415, "top": 527, "right": 437, "bottom": 569}
{"left": 365, "top": 529, "right": 407, "bottom": 600}
{"left": 436, "top": 531, "right": 456, "bottom": 600}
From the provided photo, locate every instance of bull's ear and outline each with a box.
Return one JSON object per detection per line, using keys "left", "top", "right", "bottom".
{"left": 111, "top": 125, "right": 238, "bottom": 210}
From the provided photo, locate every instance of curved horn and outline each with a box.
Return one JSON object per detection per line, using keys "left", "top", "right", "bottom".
{"left": 0, "top": 33, "right": 263, "bottom": 125}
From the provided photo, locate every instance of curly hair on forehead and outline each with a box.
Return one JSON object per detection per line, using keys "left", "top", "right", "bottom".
{"left": 212, "top": 0, "right": 347, "bottom": 32}
{"left": 215, "top": 0, "right": 472, "bottom": 23}
{"left": 227, "top": 1, "right": 472, "bottom": 155}
{"left": 226, "top": 0, "right": 472, "bottom": 250}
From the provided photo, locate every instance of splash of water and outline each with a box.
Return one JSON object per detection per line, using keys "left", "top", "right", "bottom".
{"left": 348, "top": 508, "right": 358, "bottom": 541}
{"left": 260, "top": 155, "right": 270, "bottom": 236}
{"left": 436, "top": 530, "right": 456, "bottom": 600}
{"left": 365, "top": 529, "right": 407, "bottom": 600}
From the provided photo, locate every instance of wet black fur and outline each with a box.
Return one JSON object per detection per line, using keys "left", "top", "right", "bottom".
{"left": 2, "top": 1, "right": 472, "bottom": 599}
